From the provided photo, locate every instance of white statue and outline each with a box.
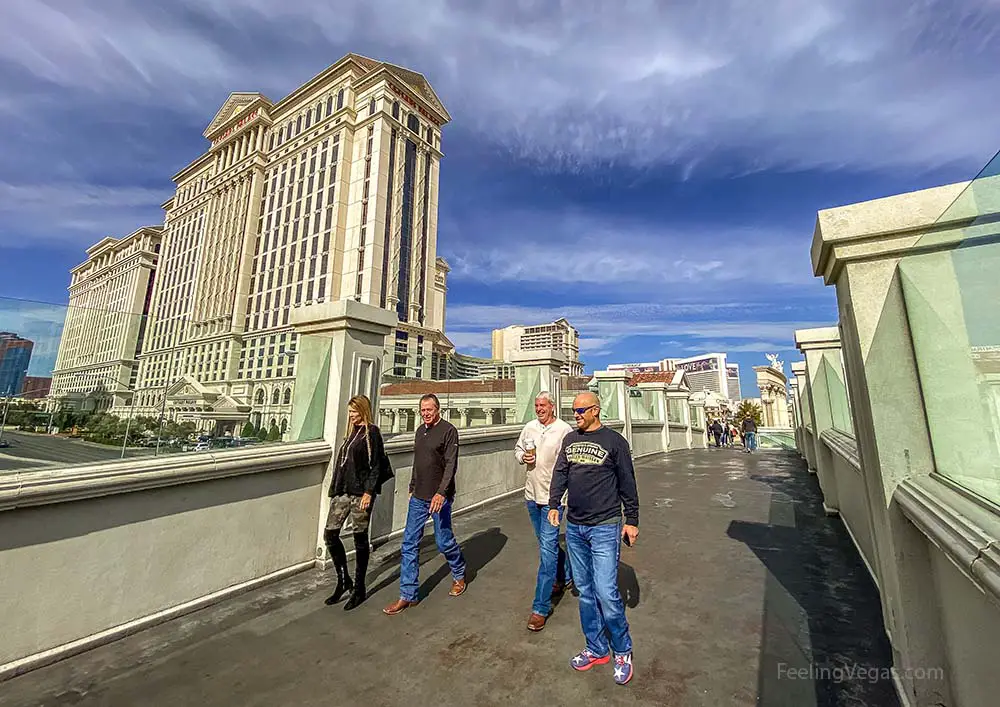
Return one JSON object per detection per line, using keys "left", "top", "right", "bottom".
{"left": 765, "top": 353, "right": 784, "bottom": 374}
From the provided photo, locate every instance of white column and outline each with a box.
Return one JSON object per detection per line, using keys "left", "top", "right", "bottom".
{"left": 288, "top": 299, "right": 398, "bottom": 561}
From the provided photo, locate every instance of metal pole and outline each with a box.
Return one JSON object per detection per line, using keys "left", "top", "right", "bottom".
{"left": 0, "top": 392, "right": 10, "bottom": 443}
{"left": 155, "top": 385, "right": 167, "bottom": 457}
{"left": 120, "top": 391, "right": 134, "bottom": 459}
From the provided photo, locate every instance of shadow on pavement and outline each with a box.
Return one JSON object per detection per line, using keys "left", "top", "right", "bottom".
{"left": 364, "top": 526, "right": 508, "bottom": 601}
{"left": 618, "top": 561, "right": 640, "bottom": 609}
{"left": 726, "top": 457, "right": 900, "bottom": 707}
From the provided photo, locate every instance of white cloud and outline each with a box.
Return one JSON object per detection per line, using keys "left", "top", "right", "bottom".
{"left": 442, "top": 209, "right": 816, "bottom": 291}
{"left": 0, "top": 183, "right": 167, "bottom": 247}
{"left": 2, "top": 0, "right": 997, "bottom": 174}
{"left": 444, "top": 301, "right": 830, "bottom": 357}
{"left": 444, "top": 330, "right": 492, "bottom": 355}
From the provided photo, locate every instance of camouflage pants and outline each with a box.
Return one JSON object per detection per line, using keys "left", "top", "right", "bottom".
{"left": 326, "top": 494, "right": 373, "bottom": 533}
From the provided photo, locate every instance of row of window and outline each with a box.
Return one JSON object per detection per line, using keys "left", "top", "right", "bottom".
{"left": 268, "top": 89, "right": 346, "bottom": 153}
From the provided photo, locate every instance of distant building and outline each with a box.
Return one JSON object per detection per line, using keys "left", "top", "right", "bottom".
{"left": 608, "top": 352, "right": 740, "bottom": 401}
{"left": 21, "top": 376, "right": 52, "bottom": 400}
{"left": 441, "top": 351, "right": 514, "bottom": 380}
{"left": 491, "top": 318, "right": 583, "bottom": 377}
{"left": 120, "top": 53, "right": 452, "bottom": 437}
{"left": 50, "top": 226, "right": 162, "bottom": 413}
{"left": 0, "top": 332, "right": 33, "bottom": 396}
{"left": 726, "top": 363, "right": 741, "bottom": 400}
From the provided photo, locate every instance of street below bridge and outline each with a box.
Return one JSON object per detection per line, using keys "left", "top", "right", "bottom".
{"left": 1, "top": 448, "right": 898, "bottom": 706}
{"left": 0, "top": 431, "right": 161, "bottom": 472}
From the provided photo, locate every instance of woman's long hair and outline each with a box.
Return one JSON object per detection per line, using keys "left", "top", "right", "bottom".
{"left": 339, "top": 395, "right": 375, "bottom": 469}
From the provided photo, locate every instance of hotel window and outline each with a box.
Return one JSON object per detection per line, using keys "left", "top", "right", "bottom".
{"left": 326, "top": 96, "right": 333, "bottom": 116}
{"left": 407, "top": 114, "right": 420, "bottom": 134}
{"left": 369, "top": 98, "right": 376, "bottom": 116}
{"left": 337, "top": 89, "right": 345, "bottom": 110}
{"left": 304, "top": 111, "right": 311, "bottom": 129}
{"left": 392, "top": 101, "right": 399, "bottom": 119}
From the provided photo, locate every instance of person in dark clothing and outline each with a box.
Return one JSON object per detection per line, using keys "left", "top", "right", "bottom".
{"left": 710, "top": 419, "right": 723, "bottom": 447}
{"left": 741, "top": 416, "right": 758, "bottom": 453}
{"left": 324, "top": 394, "right": 391, "bottom": 610}
{"left": 548, "top": 391, "right": 639, "bottom": 686}
{"left": 384, "top": 393, "right": 467, "bottom": 615}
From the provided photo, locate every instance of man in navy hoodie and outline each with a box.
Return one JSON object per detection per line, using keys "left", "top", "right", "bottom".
{"left": 548, "top": 391, "right": 639, "bottom": 686}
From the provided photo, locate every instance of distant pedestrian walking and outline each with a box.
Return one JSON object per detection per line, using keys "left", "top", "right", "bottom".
{"left": 710, "top": 419, "right": 723, "bottom": 447}
{"left": 549, "top": 391, "right": 639, "bottom": 686}
{"left": 384, "top": 393, "right": 467, "bottom": 616}
{"left": 741, "top": 417, "right": 758, "bottom": 453}
{"left": 515, "top": 392, "right": 574, "bottom": 632}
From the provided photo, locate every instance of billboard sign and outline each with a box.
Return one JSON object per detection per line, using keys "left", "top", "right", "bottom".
{"left": 675, "top": 357, "right": 718, "bottom": 373}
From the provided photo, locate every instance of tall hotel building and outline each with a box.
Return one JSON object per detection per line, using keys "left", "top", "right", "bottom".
{"left": 130, "top": 54, "right": 451, "bottom": 434}
{"left": 50, "top": 227, "right": 162, "bottom": 412}
{"left": 491, "top": 318, "right": 584, "bottom": 377}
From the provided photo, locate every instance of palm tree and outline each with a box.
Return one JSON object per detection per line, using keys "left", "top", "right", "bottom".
{"left": 736, "top": 400, "right": 763, "bottom": 426}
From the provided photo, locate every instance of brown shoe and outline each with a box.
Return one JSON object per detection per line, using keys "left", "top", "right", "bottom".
{"left": 527, "top": 613, "right": 547, "bottom": 632}
{"left": 449, "top": 578, "right": 467, "bottom": 597}
{"left": 383, "top": 598, "right": 418, "bottom": 615}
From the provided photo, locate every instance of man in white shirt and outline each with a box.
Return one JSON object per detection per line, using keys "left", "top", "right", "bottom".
{"left": 515, "top": 391, "right": 574, "bottom": 631}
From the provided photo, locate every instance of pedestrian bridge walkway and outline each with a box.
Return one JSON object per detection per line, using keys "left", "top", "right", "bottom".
{"left": 0, "top": 448, "right": 896, "bottom": 707}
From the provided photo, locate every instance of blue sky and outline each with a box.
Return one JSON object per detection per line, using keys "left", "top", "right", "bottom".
{"left": 1, "top": 0, "right": 998, "bottom": 396}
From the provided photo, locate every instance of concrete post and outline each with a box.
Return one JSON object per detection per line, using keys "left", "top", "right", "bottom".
{"left": 689, "top": 400, "right": 707, "bottom": 448}
{"left": 637, "top": 381, "right": 669, "bottom": 452}
{"left": 811, "top": 181, "right": 980, "bottom": 705}
{"left": 795, "top": 326, "right": 845, "bottom": 515}
{"left": 512, "top": 350, "right": 565, "bottom": 424}
{"left": 789, "top": 361, "right": 806, "bottom": 456}
{"left": 594, "top": 370, "right": 632, "bottom": 444}
{"left": 288, "top": 300, "right": 397, "bottom": 564}
{"left": 666, "top": 391, "right": 692, "bottom": 449}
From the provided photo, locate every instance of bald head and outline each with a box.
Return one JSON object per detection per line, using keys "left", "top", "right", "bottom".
{"left": 574, "top": 391, "right": 598, "bottom": 408}
{"left": 572, "top": 391, "right": 601, "bottom": 431}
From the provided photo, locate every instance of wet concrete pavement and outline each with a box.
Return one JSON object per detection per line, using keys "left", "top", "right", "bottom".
{"left": 1, "top": 448, "right": 899, "bottom": 707}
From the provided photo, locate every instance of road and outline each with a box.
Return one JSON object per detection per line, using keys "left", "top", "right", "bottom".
{"left": 0, "top": 430, "right": 160, "bottom": 472}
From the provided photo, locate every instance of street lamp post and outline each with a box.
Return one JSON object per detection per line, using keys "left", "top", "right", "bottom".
{"left": 0, "top": 389, "right": 12, "bottom": 444}
{"left": 118, "top": 386, "right": 137, "bottom": 459}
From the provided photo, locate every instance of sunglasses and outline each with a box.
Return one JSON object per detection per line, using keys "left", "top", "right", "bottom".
{"left": 572, "top": 405, "right": 596, "bottom": 415}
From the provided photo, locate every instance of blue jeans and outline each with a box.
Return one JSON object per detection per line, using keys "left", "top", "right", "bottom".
{"left": 566, "top": 521, "right": 633, "bottom": 656}
{"left": 399, "top": 496, "right": 466, "bottom": 602}
{"left": 526, "top": 502, "right": 573, "bottom": 616}
{"left": 746, "top": 432, "right": 757, "bottom": 451}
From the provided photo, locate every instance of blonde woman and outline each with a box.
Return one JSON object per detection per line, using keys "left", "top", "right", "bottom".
{"left": 324, "top": 395, "right": 392, "bottom": 610}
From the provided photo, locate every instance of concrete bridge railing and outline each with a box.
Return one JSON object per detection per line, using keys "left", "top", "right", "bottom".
{"left": 793, "top": 176, "right": 1000, "bottom": 707}
{"left": 1, "top": 300, "right": 705, "bottom": 681}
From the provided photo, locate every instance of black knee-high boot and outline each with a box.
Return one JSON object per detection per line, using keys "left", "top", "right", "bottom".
{"left": 324, "top": 529, "right": 353, "bottom": 605}
{"left": 344, "top": 531, "right": 370, "bottom": 611}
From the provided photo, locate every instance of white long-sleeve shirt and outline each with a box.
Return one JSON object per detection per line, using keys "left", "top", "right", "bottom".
{"left": 515, "top": 418, "right": 574, "bottom": 503}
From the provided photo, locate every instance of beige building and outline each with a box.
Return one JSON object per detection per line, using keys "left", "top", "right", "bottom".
{"left": 491, "top": 318, "right": 583, "bottom": 377}
{"left": 129, "top": 53, "right": 451, "bottom": 435}
{"left": 51, "top": 227, "right": 163, "bottom": 413}
{"left": 608, "top": 352, "right": 741, "bottom": 401}
{"left": 753, "top": 359, "right": 791, "bottom": 428}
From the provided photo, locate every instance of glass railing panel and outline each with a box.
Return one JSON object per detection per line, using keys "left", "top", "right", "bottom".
{"left": 821, "top": 354, "right": 853, "bottom": 434}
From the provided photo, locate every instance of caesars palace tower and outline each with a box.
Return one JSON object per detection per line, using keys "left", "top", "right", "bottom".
{"left": 125, "top": 54, "right": 453, "bottom": 434}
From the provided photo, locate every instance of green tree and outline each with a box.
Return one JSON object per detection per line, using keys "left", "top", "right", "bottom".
{"left": 736, "top": 400, "right": 763, "bottom": 427}
{"left": 240, "top": 421, "right": 256, "bottom": 439}
{"left": 266, "top": 422, "right": 281, "bottom": 442}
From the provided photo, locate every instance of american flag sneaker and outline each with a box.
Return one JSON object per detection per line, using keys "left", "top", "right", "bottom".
{"left": 613, "top": 652, "right": 633, "bottom": 685}
{"left": 570, "top": 648, "right": 610, "bottom": 671}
